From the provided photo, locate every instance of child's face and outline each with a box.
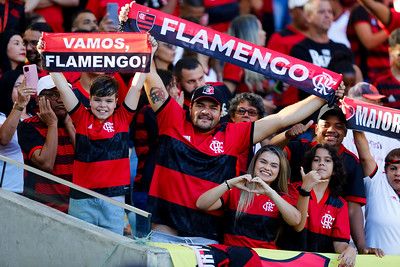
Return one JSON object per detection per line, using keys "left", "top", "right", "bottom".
{"left": 311, "top": 148, "right": 333, "bottom": 180}
{"left": 90, "top": 94, "right": 117, "bottom": 123}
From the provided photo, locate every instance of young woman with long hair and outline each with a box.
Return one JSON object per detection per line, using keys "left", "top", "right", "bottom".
{"left": 196, "top": 145, "right": 301, "bottom": 248}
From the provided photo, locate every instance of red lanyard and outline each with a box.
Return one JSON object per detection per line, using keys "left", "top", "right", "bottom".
{"left": 1, "top": 0, "right": 10, "bottom": 33}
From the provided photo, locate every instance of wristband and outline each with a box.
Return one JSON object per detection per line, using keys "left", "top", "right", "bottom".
{"left": 224, "top": 180, "right": 231, "bottom": 190}
{"left": 298, "top": 187, "right": 311, "bottom": 197}
{"left": 13, "top": 102, "right": 24, "bottom": 111}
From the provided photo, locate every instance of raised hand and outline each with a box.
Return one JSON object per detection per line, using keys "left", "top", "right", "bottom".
{"left": 248, "top": 177, "right": 273, "bottom": 195}
{"left": 335, "top": 80, "right": 345, "bottom": 100}
{"left": 119, "top": 3, "right": 131, "bottom": 23}
{"left": 300, "top": 167, "right": 328, "bottom": 191}
{"left": 36, "top": 37, "right": 45, "bottom": 54}
{"left": 285, "top": 120, "right": 314, "bottom": 139}
{"left": 17, "top": 78, "right": 36, "bottom": 108}
{"left": 227, "top": 174, "right": 252, "bottom": 191}
{"left": 98, "top": 13, "right": 118, "bottom": 32}
{"left": 148, "top": 35, "right": 158, "bottom": 56}
{"left": 37, "top": 96, "right": 58, "bottom": 127}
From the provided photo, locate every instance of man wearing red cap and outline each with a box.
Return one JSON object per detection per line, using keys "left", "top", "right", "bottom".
{"left": 142, "top": 48, "right": 339, "bottom": 245}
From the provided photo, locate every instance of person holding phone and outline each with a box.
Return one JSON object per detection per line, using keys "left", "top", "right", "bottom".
{"left": 0, "top": 70, "right": 35, "bottom": 193}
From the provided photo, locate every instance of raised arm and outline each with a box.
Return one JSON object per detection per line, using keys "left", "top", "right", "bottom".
{"left": 37, "top": 38, "right": 79, "bottom": 112}
{"left": 353, "top": 130, "right": 376, "bottom": 177}
{"left": 358, "top": 0, "right": 391, "bottom": 26}
{"left": 253, "top": 95, "right": 325, "bottom": 144}
{"left": 143, "top": 53, "right": 169, "bottom": 113}
{"left": 124, "top": 35, "right": 158, "bottom": 111}
{"left": 196, "top": 174, "right": 252, "bottom": 211}
{"left": 294, "top": 167, "right": 328, "bottom": 232}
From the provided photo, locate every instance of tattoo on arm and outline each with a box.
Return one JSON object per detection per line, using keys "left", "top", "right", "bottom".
{"left": 149, "top": 87, "right": 167, "bottom": 104}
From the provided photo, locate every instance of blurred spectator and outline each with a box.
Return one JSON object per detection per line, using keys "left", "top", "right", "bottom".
{"left": 24, "top": 0, "right": 79, "bottom": 32}
{"left": 347, "top": 2, "right": 390, "bottom": 83}
{"left": 71, "top": 9, "right": 118, "bottom": 33}
{"left": 290, "top": 0, "right": 353, "bottom": 100}
{"left": 23, "top": 22, "right": 53, "bottom": 77}
{"left": 0, "top": 0, "right": 26, "bottom": 33}
{"left": 155, "top": 41, "right": 176, "bottom": 71}
{"left": 0, "top": 30, "right": 26, "bottom": 76}
{"left": 267, "top": 0, "right": 308, "bottom": 110}
{"left": 204, "top": 0, "right": 239, "bottom": 32}
{"left": 17, "top": 75, "right": 75, "bottom": 212}
{"left": 327, "top": 0, "right": 351, "bottom": 48}
{"left": 374, "top": 28, "right": 400, "bottom": 109}
{"left": 223, "top": 14, "right": 269, "bottom": 94}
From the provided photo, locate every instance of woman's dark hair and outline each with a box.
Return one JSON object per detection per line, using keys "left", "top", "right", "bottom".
{"left": 0, "top": 30, "right": 24, "bottom": 72}
{"left": 302, "top": 144, "right": 346, "bottom": 197}
{"left": 0, "top": 70, "right": 34, "bottom": 116}
{"left": 89, "top": 75, "right": 119, "bottom": 97}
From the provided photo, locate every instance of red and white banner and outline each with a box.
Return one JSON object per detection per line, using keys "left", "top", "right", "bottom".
{"left": 341, "top": 97, "right": 400, "bottom": 139}
{"left": 40, "top": 32, "right": 151, "bottom": 72}
{"left": 122, "top": 2, "right": 342, "bottom": 104}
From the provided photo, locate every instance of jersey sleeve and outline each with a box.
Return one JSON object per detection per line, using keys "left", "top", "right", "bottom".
{"left": 17, "top": 120, "right": 45, "bottom": 159}
{"left": 343, "top": 153, "right": 366, "bottom": 205}
{"left": 155, "top": 96, "right": 187, "bottom": 134}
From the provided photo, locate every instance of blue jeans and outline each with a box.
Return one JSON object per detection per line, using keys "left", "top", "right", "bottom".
{"left": 133, "top": 191, "right": 150, "bottom": 238}
{"left": 68, "top": 196, "right": 125, "bottom": 235}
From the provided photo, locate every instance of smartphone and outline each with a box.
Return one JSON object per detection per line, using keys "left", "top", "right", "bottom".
{"left": 107, "top": 3, "right": 119, "bottom": 27}
{"left": 23, "top": 64, "right": 38, "bottom": 94}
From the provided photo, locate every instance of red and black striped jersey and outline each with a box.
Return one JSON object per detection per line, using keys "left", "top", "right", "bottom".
{"left": 17, "top": 115, "right": 74, "bottom": 213}
{"left": 222, "top": 187, "right": 295, "bottom": 248}
{"left": 148, "top": 96, "right": 253, "bottom": 241}
{"left": 69, "top": 102, "right": 135, "bottom": 198}
{"left": 286, "top": 182, "right": 350, "bottom": 253}
{"left": 347, "top": 6, "right": 390, "bottom": 82}
{"left": 374, "top": 70, "right": 400, "bottom": 109}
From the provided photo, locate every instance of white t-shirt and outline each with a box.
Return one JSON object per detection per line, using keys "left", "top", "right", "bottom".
{"left": 364, "top": 166, "right": 400, "bottom": 255}
{"left": 328, "top": 10, "right": 351, "bottom": 48}
{"left": 0, "top": 113, "right": 24, "bottom": 193}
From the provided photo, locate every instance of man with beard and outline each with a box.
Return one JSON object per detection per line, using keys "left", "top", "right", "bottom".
{"left": 17, "top": 75, "right": 75, "bottom": 213}
{"left": 70, "top": 9, "right": 118, "bottom": 33}
{"left": 142, "top": 51, "right": 338, "bottom": 244}
{"left": 23, "top": 23, "right": 53, "bottom": 77}
{"left": 174, "top": 56, "right": 231, "bottom": 122}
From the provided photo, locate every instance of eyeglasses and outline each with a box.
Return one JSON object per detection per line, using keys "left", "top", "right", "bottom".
{"left": 235, "top": 108, "right": 258, "bottom": 117}
{"left": 40, "top": 92, "right": 61, "bottom": 101}
{"left": 24, "top": 39, "right": 39, "bottom": 48}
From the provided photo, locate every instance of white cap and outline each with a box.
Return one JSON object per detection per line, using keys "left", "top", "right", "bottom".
{"left": 37, "top": 75, "right": 71, "bottom": 95}
{"left": 288, "top": 0, "right": 309, "bottom": 9}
